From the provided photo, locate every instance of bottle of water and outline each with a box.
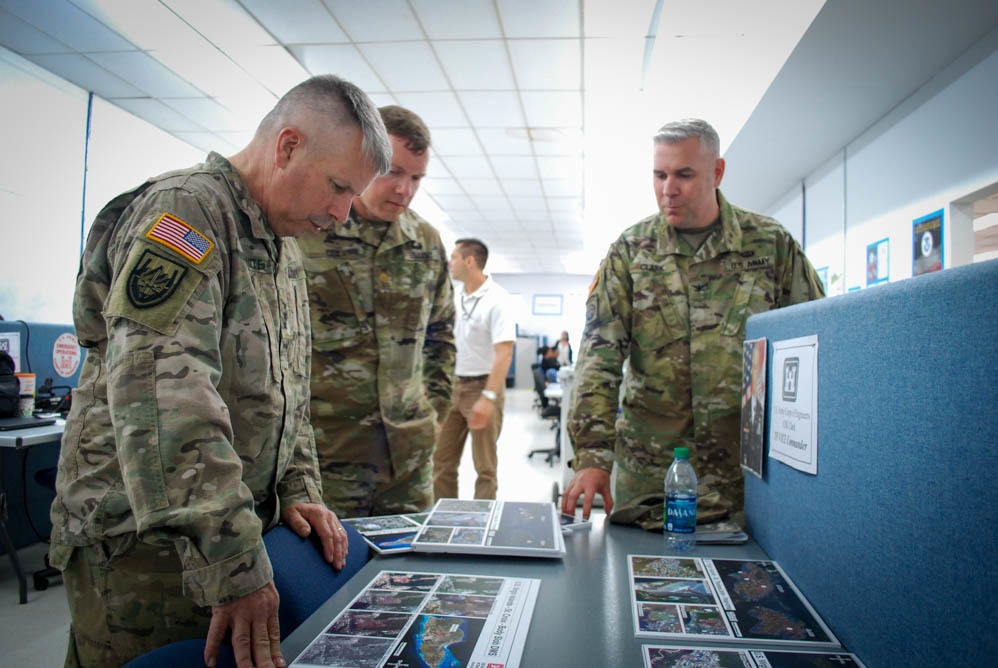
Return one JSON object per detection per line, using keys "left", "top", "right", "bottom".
{"left": 664, "top": 447, "right": 697, "bottom": 552}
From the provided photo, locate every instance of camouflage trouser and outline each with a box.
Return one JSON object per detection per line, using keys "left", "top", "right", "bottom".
{"left": 52, "top": 535, "right": 210, "bottom": 667}
{"left": 320, "top": 425, "right": 434, "bottom": 518}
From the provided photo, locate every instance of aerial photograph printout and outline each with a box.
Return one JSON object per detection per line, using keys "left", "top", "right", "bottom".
{"left": 290, "top": 570, "right": 540, "bottom": 668}
{"left": 628, "top": 556, "right": 840, "bottom": 649}
{"left": 342, "top": 513, "right": 428, "bottom": 554}
{"left": 642, "top": 644, "right": 866, "bottom": 668}
{"left": 412, "top": 498, "right": 565, "bottom": 558}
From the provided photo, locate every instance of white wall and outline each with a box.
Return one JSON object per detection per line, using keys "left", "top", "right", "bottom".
{"left": 762, "top": 35, "right": 998, "bottom": 292}
{"left": 0, "top": 47, "right": 204, "bottom": 325}
{"left": 490, "top": 272, "right": 593, "bottom": 351}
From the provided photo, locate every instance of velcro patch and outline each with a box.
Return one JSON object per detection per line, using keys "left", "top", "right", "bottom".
{"left": 127, "top": 250, "right": 188, "bottom": 308}
{"left": 146, "top": 212, "right": 214, "bottom": 264}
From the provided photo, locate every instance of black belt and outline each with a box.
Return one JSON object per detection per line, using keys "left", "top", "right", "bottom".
{"left": 457, "top": 374, "right": 489, "bottom": 382}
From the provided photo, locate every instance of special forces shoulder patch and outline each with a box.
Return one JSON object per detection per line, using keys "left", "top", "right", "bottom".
{"left": 146, "top": 212, "right": 214, "bottom": 264}
{"left": 127, "top": 249, "right": 187, "bottom": 308}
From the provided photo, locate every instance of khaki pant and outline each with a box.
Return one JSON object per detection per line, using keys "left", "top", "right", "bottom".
{"left": 433, "top": 378, "right": 504, "bottom": 500}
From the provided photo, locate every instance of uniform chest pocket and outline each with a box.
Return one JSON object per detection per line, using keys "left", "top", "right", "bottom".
{"left": 630, "top": 268, "right": 689, "bottom": 350}
{"left": 721, "top": 258, "right": 777, "bottom": 336}
{"left": 309, "top": 261, "right": 374, "bottom": 351}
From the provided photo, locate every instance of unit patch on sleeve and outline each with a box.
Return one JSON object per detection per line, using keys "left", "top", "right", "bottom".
{"left": 146, "top": 212, "right": 214, "bottom": 264}
{"left": 127, "top": 250, "right": 188, "bottom": 308}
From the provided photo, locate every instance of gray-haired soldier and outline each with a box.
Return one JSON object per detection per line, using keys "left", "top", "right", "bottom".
{"left": 49, "top": 75, "right": 391, "bottom": 668}
{"left": 562, "top": 118, "right": 825, "bottom": 529}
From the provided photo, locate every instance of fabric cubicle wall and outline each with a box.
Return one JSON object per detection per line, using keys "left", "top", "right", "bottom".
{"left": 743, "top": 259, "right": 998, "bottom": 667}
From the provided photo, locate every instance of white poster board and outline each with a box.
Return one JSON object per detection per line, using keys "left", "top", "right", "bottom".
{"left": 768, "top": 335, "right": 819, "bottom": 475}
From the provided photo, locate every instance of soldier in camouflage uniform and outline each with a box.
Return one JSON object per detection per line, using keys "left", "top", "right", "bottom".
{"left": 48, "top": 75, "right": 392, "bottom": 668}
{"left": 300, "top": 106, "right": 455, "bottom": 518}
{"left": 562, "top": 118, "right": 825, "bottom": 529}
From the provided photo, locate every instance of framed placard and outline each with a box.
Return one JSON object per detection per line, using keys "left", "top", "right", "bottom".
{"left": 866, "top": 237, "right": 889, "bottom": 286}
{"left": 912, "top": 209, "right": 943, "bottom": 276}
{"left": 532, "top": 294, "right": 563, "bottom": 316}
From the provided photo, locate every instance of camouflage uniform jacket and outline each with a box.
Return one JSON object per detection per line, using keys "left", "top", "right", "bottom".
{"left": 299, "top": 208, "right": 455, "bottom": 479}
{"left": 568, "top": 190, "right": 825, "bottom": 520}
{"left": 49, "top": 152, "right": 322, "bottom": 606}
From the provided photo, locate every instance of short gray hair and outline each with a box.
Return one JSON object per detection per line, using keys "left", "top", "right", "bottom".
{"left": 653, "top": 118, "right": 720, "bottom": 157}
{"left": 260, "top": 75, "right": 392, "bottom": 175}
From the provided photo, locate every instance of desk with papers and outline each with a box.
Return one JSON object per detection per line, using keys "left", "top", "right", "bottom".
{"left": 282, "top": 513, "right": 769, "bottom": 667}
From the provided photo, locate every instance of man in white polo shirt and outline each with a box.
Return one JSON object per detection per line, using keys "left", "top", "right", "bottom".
{"left": 433, "top": 238, "right": 516, "bottom": 500}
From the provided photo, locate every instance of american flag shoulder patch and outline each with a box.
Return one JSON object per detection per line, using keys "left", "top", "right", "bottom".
{"left": 146, "top": 213, "right": 214, "bottom": 264}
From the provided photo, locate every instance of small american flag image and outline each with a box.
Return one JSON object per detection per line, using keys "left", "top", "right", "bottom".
{"left": 146, "top": 213, "right": 214, "bottom": 264}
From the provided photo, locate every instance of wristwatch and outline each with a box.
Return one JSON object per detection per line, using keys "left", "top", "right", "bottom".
{"left": 481, "top": 390, "right": 497, "bottom": 401}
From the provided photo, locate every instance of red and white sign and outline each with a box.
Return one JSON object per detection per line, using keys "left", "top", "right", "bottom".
{"left": 53, "top": 332, "right": 81, "bottom": 378}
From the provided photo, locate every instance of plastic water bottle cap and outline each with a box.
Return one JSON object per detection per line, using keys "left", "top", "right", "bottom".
{"left": 674, "top": 447, "right": 690, "bottom": 459}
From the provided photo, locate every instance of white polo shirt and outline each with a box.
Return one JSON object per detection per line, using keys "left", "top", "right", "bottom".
{"left": 454, "top": 275, "right": 516, "bottom": 376}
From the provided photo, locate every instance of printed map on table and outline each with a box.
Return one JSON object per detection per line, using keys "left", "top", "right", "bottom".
{"left": 642, "top": 644, "right": 867, "bottom": 668}
{"left": 628, "top": 556, "right": 840, "bottom": 649}
{"left": 290, "top": 570, "right": 540, "bottom": 668}
{"left": 342, "top": 513, "right": 428, "bottom": 554}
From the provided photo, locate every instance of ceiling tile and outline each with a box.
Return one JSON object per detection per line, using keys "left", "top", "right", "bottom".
{"left": 412, "top": 0, "right": 501, "bottom": 39}
{"left": 421, "top": 177, "right": 463, "bottom": 195}
{"left": 444, "top": 155, "right": 494, "bottom": 179}
{"left": 227, "top": 45, "right": 310, "bottom": 96}
{"left": 290, "top": 44, "right": 385, "bottom": 91}
{"left": 502, "top": 179, "right": 544, "bottom": 197}
{"left": 490, "top": 156, "right": 538, "bottom": 179}
{"left": 88, "top": 51, "right": 202, "bottom": 97}
{"left": 323, "top": 0, "right": 423, "bottom": 42}
{"left": 0, "top": 8, "right": 72, "bottom": 54}
{"left": 508, "top": 39, "right": 581, "bottom": 90}
{"left": 497, "top": 0, "right": 581, "bottom": 39}
{"left": 434, "top": 40, "right": 514, "bottom": 90}
{"left": 458, "top": 91, "right": 523, "bottom": 127}
{"left": 241, "top": 0, "right": 349, "bottom": 44}
{"left": 429, "top": 127, "right": 480, "bottom": 155}
{"left": 6, "top": 0, "right": 135, "bottom": 52}
{"left": 71, "top": 0, "right": 193, "bottom": 51}
{"left": 537, "top": 155, "right": 580, "bottom": 180}
{"left": 510, "top": 196, "right": 547, "bottom": 213}
{"left": 160, "top": 96, "right": 243, "bottom": 132}
{"left": 172, "top": 130, "right": 239, "bottom": 154}
{"left": 520, "top": 90, "right": 582, "bottom": 127}
{"left": 111, "top": 97, "right": 207, "bottom": 132}
{"left": 543, "top": 179, "right": 582, "bottom": 197}
{"left": 165, "top": 0, "right": 280, "bottom": 49}
{"left": 473, "top": 195, "right": 512, "bottom": 211}
{"left": 359, "top": 41, "right": 448, "bottom": 91}
{"left": 431, "top": 193, "right": 474, "bottom": 210}
{"left": 29, "top": 53, "right": 144, "bottom": 97}
{"left": 460, "top": 178, "right": 504, "bottom": 196}
{"left": 476, "top": 128, "right": 533, "bottom": 155}
{"left": 395, "top": 91, "right": 469, "bottom": 127}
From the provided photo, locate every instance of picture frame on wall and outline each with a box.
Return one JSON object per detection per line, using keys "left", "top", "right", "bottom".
{"left": 866, "top": 237, "right": 890, "bottom": 286}
{"left": 912, "top": 209, "right": 944, "bottom": 276}
{"left": 532, "top": 294, "right": 563, "bottom": 316}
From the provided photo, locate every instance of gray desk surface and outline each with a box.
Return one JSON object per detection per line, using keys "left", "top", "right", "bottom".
{"left": 0, "top": 419, "right": 65, "bottom": 448}
{"left": 282, "top": 513, "right": 768, "bottom": 667}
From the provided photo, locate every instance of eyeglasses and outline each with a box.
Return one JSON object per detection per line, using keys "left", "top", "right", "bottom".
{"left": 460, "top": 294, "right": 482, "bottom": 321}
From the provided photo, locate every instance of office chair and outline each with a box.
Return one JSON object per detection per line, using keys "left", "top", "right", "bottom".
{"left": 124, "top": 522, "right": 370, "bottom": 668}
{"left": 528, "top": 365, "right": 561, "bottom": 466}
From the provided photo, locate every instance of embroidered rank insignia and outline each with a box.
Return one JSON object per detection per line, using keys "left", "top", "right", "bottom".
{"left": 146, "top": 213, "right": 214, "bottom": 264}
{"left": 126, "top": 250, "right": 188, "bottom": 308}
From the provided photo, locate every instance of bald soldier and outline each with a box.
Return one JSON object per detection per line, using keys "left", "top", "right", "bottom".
{"left": 562, "top": 118, "right": 825, "bottom": 529}
{"left": 49, "top": 75, "right": 392, "bottom": 667}
{"left": 300, "top": 105, "right": 455, "bottom": 517}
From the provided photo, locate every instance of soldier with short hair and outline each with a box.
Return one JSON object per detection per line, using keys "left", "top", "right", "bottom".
{"left": 300, "top": 105, "right": 456, "bottom": 518}
{"left": 561, "top": 118, "right": 825, "bottom": 528}
{"left": 49, "top": 74, "right": 392, "bottom": 668}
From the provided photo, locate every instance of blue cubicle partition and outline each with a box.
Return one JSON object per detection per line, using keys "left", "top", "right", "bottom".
{"left": 0, "top": 321, "right": 83, "bottom": 552}
{"left": 743, "top": 259, "right": 998, "bottom": 668}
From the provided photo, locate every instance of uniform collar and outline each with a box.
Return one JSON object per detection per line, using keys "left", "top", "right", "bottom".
{"left": 334, "top": 208, "right": 425, "bottom": 249}
{"left": 656, "top": 189, "right": 743, "bottom": 257}
{"left": 206, "top": 152, "right": 274, "bottom": 243}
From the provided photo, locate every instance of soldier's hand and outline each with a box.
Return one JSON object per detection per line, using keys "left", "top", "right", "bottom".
{"left": 562, "top": 468, "right": 613, "bottom": 519}
{"left": 468, "top": 396, "right": 493, "bottom": 430}
{"left": 205, "top": 582, "right": 282, "bottom": 668}
{"left": 282, "top": 502, "right": 349, "bottom": 569}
